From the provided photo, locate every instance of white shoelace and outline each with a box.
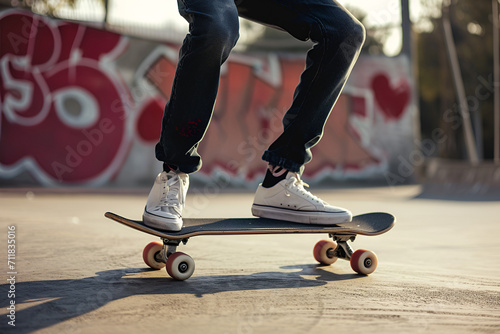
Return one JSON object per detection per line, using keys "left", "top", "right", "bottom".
{"left": 159, "top": 173, "right": 184, "bottom": 214}
{"left": 285, "top": 173, "right": 323, "bottom": 204}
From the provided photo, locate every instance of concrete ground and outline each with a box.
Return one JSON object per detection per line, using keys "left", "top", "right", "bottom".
{"left": 0, "top": 184, "right": 499, "bottom": 333}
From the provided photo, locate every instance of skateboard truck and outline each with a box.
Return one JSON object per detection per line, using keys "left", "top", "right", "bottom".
{"left": 328, "top": 234, "right": 356, "bottom": 260}
{"left": 159, "top": 238, "right": 189, "bottom": 259}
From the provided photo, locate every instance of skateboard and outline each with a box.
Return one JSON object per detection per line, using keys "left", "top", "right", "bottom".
{"left": 105, "top": 212, "right": 395, "bottom": 280}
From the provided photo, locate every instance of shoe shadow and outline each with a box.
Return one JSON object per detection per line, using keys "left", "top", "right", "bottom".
{"left": 0, "top": 265, "right": 360, "bottom": 333}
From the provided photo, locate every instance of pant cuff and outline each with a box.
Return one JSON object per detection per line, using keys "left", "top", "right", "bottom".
{"left": 262, "top": 151, "right": 303, "bottom": 174}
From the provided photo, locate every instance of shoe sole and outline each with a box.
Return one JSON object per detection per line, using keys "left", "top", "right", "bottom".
{"left": 143, "top": 211, "right": 182, "bottom": 232}
{"left": 251, "top": 204, "right": 352, "bottom": 225}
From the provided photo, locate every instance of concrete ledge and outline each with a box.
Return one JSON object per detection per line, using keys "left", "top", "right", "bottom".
{"left": 422, "top": 158, "right": 500, "bottom": 199}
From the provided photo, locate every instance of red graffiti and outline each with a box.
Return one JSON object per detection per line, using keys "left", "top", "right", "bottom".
{"left": 0, "top": 10, "right": 131, "bottom": 184}
{"left": 136, "top": 98, "right": 165, "bottom": 143}
{"left": 371, "top": 73, "right": 410, "bottom": 120}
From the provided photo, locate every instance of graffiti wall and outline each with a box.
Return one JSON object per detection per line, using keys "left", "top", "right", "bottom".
{"left": 0, "top": 10, "right": 414, "bottom": 187}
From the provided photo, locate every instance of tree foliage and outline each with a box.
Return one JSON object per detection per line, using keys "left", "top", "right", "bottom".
{"left": 417, "top": 0, "right": 498, "bottom": 160}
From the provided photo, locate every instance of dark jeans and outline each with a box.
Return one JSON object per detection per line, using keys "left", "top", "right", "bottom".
{"left": 155, "top": 0, "right": 365, "bottom": 173}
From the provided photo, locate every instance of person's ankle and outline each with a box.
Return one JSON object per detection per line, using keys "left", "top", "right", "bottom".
{"left": 163, "top": 163, "right": 179, "bottom": 173}
{"left": 262, "top": 165, "right": 288, "bottom": 188}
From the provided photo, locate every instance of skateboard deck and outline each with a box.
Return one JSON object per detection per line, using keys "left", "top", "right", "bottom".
{"left": 105, "top": 212, "right": 395, "bottom": 280}
{"left": 104, "top": 212, "right": 394, "bottom": 239}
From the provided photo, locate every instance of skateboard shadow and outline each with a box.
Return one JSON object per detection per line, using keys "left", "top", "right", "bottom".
{"left": 280, "top": 264, "right": 362, "bottom": 282}
{"left": 0, "top": 265, "right": 361, "bottom": 333}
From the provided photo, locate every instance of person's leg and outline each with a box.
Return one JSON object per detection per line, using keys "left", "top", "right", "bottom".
{"left": 155, "top": 0, "right": 240, "bottom": 174}
{"left": 238, "top": 0, "right": 365, "bottom": 172}
{"left": 145, "top": 0, "right": 240, "bottom": 231}
{"left": 237, "top": 0, "right": 365, "bottom": 224}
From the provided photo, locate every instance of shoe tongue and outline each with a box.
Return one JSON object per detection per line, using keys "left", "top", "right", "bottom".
{"left": 167, "top": 177, "right": 179, "bottom": 189}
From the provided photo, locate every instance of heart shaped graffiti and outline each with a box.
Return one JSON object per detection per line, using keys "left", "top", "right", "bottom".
{"left": 371, "top": 73, "right": 410, "bottom": 120}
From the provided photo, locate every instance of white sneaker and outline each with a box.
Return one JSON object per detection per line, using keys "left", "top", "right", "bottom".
{"left": 252, "top": 172, "right": 352, "bottom": 225}
{"left": 143, "top": 171, "right": 189, "bottom": 231}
